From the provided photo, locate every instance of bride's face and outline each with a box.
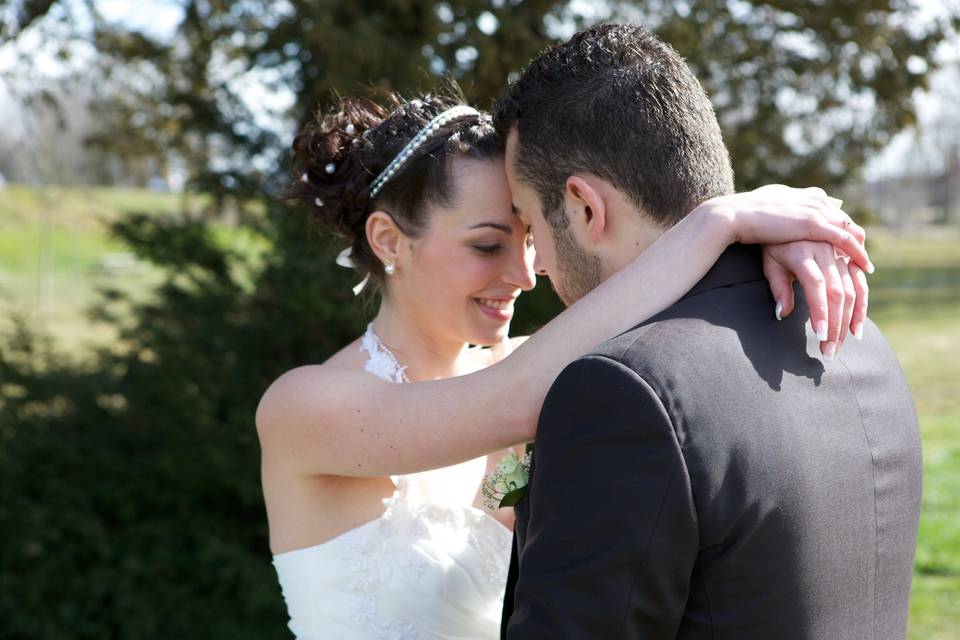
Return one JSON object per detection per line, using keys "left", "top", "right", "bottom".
{"left": 393, "top": 158, "right": 537, "bottom": 346}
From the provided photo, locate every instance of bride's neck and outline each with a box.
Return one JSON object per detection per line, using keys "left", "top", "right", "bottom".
{"left": 370, "top": 298, "right": 472, "bottom": 382}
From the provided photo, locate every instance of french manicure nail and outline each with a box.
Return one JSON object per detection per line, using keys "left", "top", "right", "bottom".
{"left": 775, "top": 301, "right": 783, "bottom": 321}
{"left": 853, "top": 323, "right": 863, "bottom": 341}
{"left": 867, "top": 262, "right": 876, "bottom": 274}
{"left": 831, "top": 198, "right": 844, "bottom": 208}
{"left": 816, "top": 321, "right": 828, "bottom": 342}
{"left": 823, "top": 342, "right": 836, "bottom": 362}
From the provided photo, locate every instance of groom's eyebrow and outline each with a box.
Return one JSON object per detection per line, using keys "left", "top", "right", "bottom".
{"left": 468, "top": 222, "right": 512, "bottom": 234}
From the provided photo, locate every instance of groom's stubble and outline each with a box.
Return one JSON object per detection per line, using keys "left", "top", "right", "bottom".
{"left": 547, "top": 206, "right": 605, "bottom": 307}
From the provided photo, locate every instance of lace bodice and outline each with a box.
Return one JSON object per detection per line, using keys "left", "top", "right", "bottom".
{"left": 272, "top": 325, "right": 513, "bottom": 639}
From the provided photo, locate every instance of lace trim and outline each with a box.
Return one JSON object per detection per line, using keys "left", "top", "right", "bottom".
{"left": 360, "top": 323, "right": 410, "bottom": 383}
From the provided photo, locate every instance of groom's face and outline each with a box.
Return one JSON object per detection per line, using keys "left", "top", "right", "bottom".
{"left": 504, "top": 129, "right": 604, "bottom": 306}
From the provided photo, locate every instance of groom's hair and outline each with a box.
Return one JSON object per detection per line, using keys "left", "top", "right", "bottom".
{"left": 494, "top": 24, "right": 735, "bottom": 229}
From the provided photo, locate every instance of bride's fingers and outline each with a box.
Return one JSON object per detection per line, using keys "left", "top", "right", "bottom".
{"left": 835, "top": 256, "right": 857, "bottom": 352}
{"left": 793, "top": 257, "right": 830, "bottom": 347}
{"left": 849, "top": 262, "right": 869, "bottom": 340}
{"left": 762, "top": 253, "right": 795, "bottom": 320}
{"left": 842, "top": 217, "right": 866, "bottom": 245}
{"left": 814, "top": 248, "right": 846, "bottom": 360}
{"left": 814, "top": 202, "right": 867, "bottom": 245}
{"left": 805, "top": 218, "right": 874, "bottom": 274}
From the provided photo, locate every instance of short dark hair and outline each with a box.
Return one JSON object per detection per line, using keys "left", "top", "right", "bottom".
{"left": 494, "top": 24, "right": 734, "bottom": 229}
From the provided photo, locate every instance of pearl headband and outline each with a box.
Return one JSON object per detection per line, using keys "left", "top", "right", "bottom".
{"left": 367, "top": 105, "right": 481, "bottom": 199}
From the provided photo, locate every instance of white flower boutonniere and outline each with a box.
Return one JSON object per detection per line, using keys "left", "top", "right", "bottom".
{"left": 481, "top": 444, "right": 533, "bottom": 509}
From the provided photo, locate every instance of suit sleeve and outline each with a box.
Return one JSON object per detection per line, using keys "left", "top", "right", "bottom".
{"left": 506, "top": 355, "right": 698, "bottom": 639}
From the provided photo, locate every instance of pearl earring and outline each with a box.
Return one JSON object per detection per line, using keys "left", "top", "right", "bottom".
{"left": 384, "top": 260, "right": 397, "bottom": 275}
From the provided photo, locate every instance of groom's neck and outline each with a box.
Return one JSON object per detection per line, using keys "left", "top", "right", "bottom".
{"left": 596, "top": 206, "right": 669, "bottom": 281}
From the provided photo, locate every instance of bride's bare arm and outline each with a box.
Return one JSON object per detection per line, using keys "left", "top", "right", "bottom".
{"left": 257, "top": 186, "right": 870, "bottom": 477}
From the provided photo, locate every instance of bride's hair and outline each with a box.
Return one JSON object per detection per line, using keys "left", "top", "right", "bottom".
{"left": 289, "top": 91, "right": 503, "bottom": 290}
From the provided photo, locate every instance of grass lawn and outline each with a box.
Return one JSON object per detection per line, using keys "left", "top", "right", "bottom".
{"left": 867, "top": 229, "right": 960, "bottom": 639}
{"left": 1, "top": 186, "right": 958, "bottom": 634}
{"left": 0, "top": 185, "right": 254, "bottom": 348}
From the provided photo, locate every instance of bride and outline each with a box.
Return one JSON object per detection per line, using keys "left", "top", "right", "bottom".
{"left": 256, "top": 92, "right": 870, "bottom": 639}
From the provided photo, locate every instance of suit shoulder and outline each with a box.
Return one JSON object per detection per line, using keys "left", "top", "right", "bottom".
{"left": 585, "top": 279, "right": 775, "bottom": 375}
{"left": 585, "top": 304, "right": 729, "bottom": 363}
{"left": 544, "top": 351, "right": 671, "bottom": 413}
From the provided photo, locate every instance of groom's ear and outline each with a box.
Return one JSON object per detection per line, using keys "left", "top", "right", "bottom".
{"left": 564, "top": 175, "right": 608, "bottom": 246}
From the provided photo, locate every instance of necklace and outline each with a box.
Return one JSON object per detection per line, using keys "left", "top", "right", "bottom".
{"left": 364, "top": 323, "right": 412, "bottom": 384}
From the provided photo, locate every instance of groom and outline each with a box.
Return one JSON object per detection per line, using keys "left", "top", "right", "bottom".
{"left": 496, "top": 25, "right": 921, "bottom": 639}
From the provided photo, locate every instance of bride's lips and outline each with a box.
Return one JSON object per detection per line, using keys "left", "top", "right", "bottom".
{"left": 474, "top": 297, "right": 516, "bottom": 323}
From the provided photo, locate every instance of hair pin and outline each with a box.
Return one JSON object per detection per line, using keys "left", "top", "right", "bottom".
{"left": 325, "top": 162, "right": 336, "bottom": 174}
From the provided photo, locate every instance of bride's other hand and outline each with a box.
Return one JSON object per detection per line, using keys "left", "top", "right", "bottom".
{"left": 702, "top": 184, "right": 874, "bottom": 275}
{"left": 762, "top": 242, "right": 867, "bottom": 360}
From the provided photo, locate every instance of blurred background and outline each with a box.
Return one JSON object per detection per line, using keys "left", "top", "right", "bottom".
{"left": 0, "top": 1, "right": 957, "bottom": 638}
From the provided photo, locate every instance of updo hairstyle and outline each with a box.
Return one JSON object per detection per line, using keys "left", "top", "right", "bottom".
{"left": 289, "top": 92, "right": 503, "bottom": 290}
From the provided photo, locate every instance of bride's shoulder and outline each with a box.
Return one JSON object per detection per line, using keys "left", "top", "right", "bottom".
{"left": 256, "top": 336, "right": 377, "bottom": 437}
{"left": 323, "top": 335, "right": 367, "bottom": 369}
{"left": 263, "top": 337, "right": 363, "bottom": 393}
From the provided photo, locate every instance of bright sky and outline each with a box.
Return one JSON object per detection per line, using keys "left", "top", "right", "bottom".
{"left": 96, "top": 0, "right": 184, "bottom": 40}
{"left": 861, "top": 0, "right": 960, "bottom": 179}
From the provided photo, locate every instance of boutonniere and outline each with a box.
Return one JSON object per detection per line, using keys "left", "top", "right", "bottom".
{"left": 481, "top": 443, "right": 534, "bottom": 509}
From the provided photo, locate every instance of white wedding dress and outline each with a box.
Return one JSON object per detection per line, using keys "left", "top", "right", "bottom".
{"left": 273, "top": 325, "right": 513, "bottom": 639}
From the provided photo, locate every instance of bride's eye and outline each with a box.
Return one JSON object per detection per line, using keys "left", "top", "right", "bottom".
{"left": 473, "top": 244, "right": 503, "bottom": 255}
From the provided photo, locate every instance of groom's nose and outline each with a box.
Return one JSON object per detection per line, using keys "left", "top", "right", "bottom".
{"left": 508, "top": 244, "right": 537, "bottom": 291}
{"left": 533, "top": 248, "right": 548, "bottom": 277}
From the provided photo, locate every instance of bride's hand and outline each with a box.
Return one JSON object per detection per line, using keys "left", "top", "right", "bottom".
{"left": 695, "top": 184, "right": 871, "bottom": 360}
{"left": 701, "top": 184, "right": 873, "bottom": 274}
{"left": 762, "top": 241, "right": 867, "bottom": 360}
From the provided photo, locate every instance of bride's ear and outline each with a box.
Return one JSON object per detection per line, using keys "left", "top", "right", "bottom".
{"left": 565, "top": 175, "right": 607, "bottom": 245}
{"left": 366, "top": 211, "right": 404, "bottom": 265}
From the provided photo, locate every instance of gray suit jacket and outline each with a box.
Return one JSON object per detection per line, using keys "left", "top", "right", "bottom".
{"left": 503, "top": 244, "right": 921, "bottom": 639}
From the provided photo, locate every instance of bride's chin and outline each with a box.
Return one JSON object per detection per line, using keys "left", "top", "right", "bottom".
{"left": 467, "top": 323, "right": 511, "bottom": 348}
{"left": 489, "top": 322, "right": 511, "bottom": 344}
